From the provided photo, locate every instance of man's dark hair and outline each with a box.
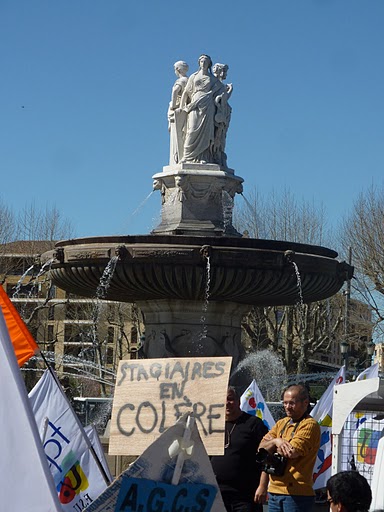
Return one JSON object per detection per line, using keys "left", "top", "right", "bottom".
{"left": 326, "top": 471, "right": 372, "bottom": 512}
{"left": 227, "top": 385, "right": 240, "bottom": 399}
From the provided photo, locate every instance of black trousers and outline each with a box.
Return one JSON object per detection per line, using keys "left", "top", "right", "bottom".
{"left": 221, "top": 490, "right": 263, "bottom": 512}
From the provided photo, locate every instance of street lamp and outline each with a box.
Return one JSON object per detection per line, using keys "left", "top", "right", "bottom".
{"left": 340, "top": 340, "right": 349, "bottom": 372}
{"left": 366, "top": 340, "right": 375, "bottom": 363}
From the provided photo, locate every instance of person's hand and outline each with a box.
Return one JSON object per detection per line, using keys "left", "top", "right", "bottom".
{"left": 254, "top": 484, "right": 268, "bottom": 504}
{"left": 274, "top": 438, "right": 293, "bottom": 458}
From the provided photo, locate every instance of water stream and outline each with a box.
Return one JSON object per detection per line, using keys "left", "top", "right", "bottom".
{"left": 124, "top": 190, "right": 155, "bottom": 229}
{"left": 12, "top": 264, "right": 35, "bottom": 297}
{"left": 230, "top": 350, "right": 287, "bottom": 401}
{"left": 96, "top": 255, "right": 119, "bottom": 300}
{"left": 198, "top": 254, "right": 211, "bottom": 348}
{"left": 23, "top": 351, "right": 116, "bottom": 387}
{"left": 239, "top": 193, "right": 267, "bottom": 238}
{"left": 291, "top": 260, "right": 305, "bottom": 331}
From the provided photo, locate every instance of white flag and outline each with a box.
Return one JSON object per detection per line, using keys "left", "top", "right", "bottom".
{"left": 240, "top": 379, "right": 275, "bottom": 429}
{"left": 356, "top": 362, "right": 379, "bottom": 381}
{"left": 29, "top": 370, "right": 110, "bottom": 511}
{"left": 84, "top": 424, "right": 112, "bottom": 482}
{"left": 311, "top": 366, "right": 346, "bottom": 490}
{"left": 0, "top": 311, "right": 62, "bottom": 512}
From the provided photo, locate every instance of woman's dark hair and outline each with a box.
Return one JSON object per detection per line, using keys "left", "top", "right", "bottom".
{"left": 326, "top": 471, "right": 372, "bottom": 512}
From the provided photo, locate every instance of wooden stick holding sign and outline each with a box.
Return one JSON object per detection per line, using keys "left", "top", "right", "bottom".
{"left": 169, "top": 414, "right": 195, "bottom": 485}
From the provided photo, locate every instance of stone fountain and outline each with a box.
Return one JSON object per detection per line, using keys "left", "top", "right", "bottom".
{"left": 43, "top": 55, "right": 353, "bottom": 369}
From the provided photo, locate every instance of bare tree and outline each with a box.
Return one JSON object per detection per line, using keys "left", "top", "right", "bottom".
{"left": 236, "top": 187, "right": 330, "bottom": 245}
{"left": 0, "top": 201, "right": 74, "bottom": 290}
{"left": 0, "top": 200, "right": 16, "bottom": 245}
{"left": 341, "top": 184, "right": 384, "bottom": 339}
{"left": 235, "top": 187, "right": 346, "bottom": 374}
{"left": 16, "top": 202, "right": 73, "bottom": 249}
{"left": 0, "top": 201, "right": 17, "bottom": 281}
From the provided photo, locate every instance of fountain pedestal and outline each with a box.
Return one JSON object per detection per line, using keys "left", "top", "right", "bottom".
{"left": 137, "top": 299, "right": 249, "bottom": 367}
{"left": 152, "top": 164, "right": 244, "bottom": 237}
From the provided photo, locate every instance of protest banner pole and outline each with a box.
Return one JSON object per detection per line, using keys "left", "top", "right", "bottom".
{"left": 171, "top": 414, "right": 195, "bottom": 485}
{"left": 39, "top": 349, "right": 112, "bottom": 485}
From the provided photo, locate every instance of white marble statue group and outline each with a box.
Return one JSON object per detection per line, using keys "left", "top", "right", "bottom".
{"left": 168, "top": 54, "right": 232, "bottom": 169}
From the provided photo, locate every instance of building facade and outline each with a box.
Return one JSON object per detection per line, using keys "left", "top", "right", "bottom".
{"left": 1, "top": 241, "right": 141, "bottom": 396}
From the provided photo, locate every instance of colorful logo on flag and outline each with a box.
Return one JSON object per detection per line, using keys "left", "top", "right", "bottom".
{"left": 356, "top": 428, "right": 381, "bottom": 465}
{"left": 56, "top": 452, "right": 89, "bottom": 504}
{"left": 313, "top": 429, "right": 332, "bottom": 483}
{"left": 240, "top": 380, "right": 275, "bottom": 430}
{"left": 245, "top": 395, "right": 268, "bottom": 423}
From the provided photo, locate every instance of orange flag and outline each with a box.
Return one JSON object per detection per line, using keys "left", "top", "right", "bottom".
{"left": 0, "top": 285, "right": 38, "bottom": 366}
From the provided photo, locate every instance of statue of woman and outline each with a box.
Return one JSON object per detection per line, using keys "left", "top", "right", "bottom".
{"left": 212, "top": 63, "right": 232, "bottom": 169}
{"left": 168, "top": 61, "right": 189, "bottom": 165}
{"left": 180, "top": 54, "right": 223, "bottom": 164}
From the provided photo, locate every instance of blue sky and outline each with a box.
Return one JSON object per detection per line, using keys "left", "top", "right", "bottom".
{"left": 1, "top": 0, "right": 383, "bottom": 239}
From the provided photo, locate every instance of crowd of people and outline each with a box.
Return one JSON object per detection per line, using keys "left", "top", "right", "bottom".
{"left": 211, "top": 385, "right": 381, "bottom": 512}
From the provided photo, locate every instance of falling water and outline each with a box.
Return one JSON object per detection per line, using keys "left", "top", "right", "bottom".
{"left": 229, "top": 349, "right": 343, "bottom": 418}
{"left": 239, "top": 193, "right": 267, "bottom": 238}
{"left": 14, "top": 259, "right": 54, "bottom": 300}
{"left": 240, "top": 192, "right": 257, "bottom": 217}
{"left": 291, "top": 261, "right": 305, "bottom": 331}
{"left": 23, "top": 351, "right": 116, "bottom": 386}
{"left": 34, "top": 258, "right": 54, "bottom": 280}
{"left": 96, "top": 256, "right": 119, "bottom": 300}
{"left": 198, "top": 255, "right": 211, "bottom": 347}
{"left": 12, "top": 264, "right": 35, "bottom": 297}
{"left": 230, "top": 350, "right": 287, "bottom": 401}
{"left": 126, "top": 191, "right": 154, "bottom": 224}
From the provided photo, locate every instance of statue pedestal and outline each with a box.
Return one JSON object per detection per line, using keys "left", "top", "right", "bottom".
{"left": 152, "top": 164, "right": 244, "bottom": 237}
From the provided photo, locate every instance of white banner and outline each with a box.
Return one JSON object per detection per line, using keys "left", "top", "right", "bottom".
{"left": 0, "top": 311, "right": 61, "bottom": 512}
{"left": 84, "top": 424, "right": 112, "bottom": 482}
{"left": 29, "top": 370, "right": 110, "bottom": 511}
{"left": 356, "top": 362, "right": 379, "bottom": 381}
{"left": 311, "top": 366, "right": 346, "bottom": 489}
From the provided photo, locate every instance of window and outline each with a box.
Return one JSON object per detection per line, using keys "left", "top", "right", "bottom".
{"left": 48, "top": 306, "right": 55, "bottom": 321}
{"left": 107, "top": 326, "right": 115, "bottom": 344}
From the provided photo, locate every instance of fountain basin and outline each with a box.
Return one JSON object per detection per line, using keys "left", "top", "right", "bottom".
{"left": 43, "top": 234, "right": 353, "bottom": 306}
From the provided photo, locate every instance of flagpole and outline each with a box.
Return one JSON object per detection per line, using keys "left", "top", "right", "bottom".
{"left": 39, "top": 349, "right": 112, "bottom": 486}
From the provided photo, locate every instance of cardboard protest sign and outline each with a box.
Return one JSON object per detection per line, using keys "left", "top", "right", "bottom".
{"left": 109, "top": 357, "right": 232, "bottom": 455}
{"left": 85, "top": 413, "right": 225, "bottom": 512}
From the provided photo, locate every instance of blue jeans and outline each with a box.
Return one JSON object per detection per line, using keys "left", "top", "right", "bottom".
{"left": 268, "top": 493, "right": 315, "bottom": 512}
